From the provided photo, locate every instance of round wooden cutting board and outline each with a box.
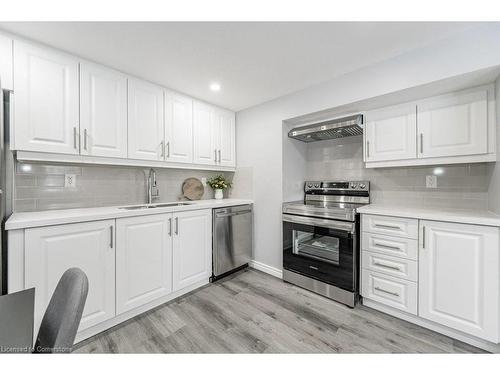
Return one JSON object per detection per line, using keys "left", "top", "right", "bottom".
{"left": 182, "top": 177, "right": 205, "bottom": 200}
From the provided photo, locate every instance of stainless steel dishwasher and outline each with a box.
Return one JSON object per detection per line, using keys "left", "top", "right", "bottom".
{"left": 212, "top": 204, "right": 253, "bottom": 281}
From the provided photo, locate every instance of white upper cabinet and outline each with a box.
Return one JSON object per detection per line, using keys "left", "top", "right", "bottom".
{"left": 13, "top": 40, "right": 80, "bottom": 154}
{"left": 116, "top": 214, "right": 172, "bottom": 314}
{"left": 10, "top": 39, "right": 236, "bottom": 170}
{"left": 165, "top": 91, "right": 193, "bottom": 164}
{"left": 0, "top": 33, "right": 13, "bottom": 90}
{"left": 172, "top": 209, "right": 212, "bottom": 291}
{"left": 80, "top": 62, "right": 128, "bottom": 158}
{"left": 419, "top": 220, "right": 499, "bottom": 343}
{"left": 365, "top": 85, "right": 495, "bottom": 168}
{"left": 193, "top": 101, "right": 217, "bottom": 165}
{"left": 215, "top": 108, "right": 236, "bottom": 167}
{"left": 25, "top": 220, "right": 116, "bottom": 334}
{"left": 417, "top": 88, "right": 488, "bottom": 158}
{"left": 127, "top": 78, "right": 164, "bottom": 161}
{"left": 193, "top": 101, "right": 236, "bottom": 167}
{"left": 364, "top": 103, "right": 417, "bottom": 162}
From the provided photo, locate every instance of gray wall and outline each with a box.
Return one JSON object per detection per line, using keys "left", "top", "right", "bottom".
{"left": 14, "top": 161, "right": 233, "bottom": 212}
{"left": 306, "top": 136, "right": 493, "bottom": 209}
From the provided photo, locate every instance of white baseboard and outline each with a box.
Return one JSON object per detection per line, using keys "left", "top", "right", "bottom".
{"left": 249, "top": 260, "right": 283, "bottom": 279}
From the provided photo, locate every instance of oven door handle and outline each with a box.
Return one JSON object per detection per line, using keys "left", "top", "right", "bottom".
{"left": 283, "top": 214, "right": 355, "bottom": 233}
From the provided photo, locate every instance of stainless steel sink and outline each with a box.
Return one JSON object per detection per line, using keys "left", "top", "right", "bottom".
{"left": 119, "top": 202, "right": 195, "bottom": 210}
{"left": 154, "top": 202, "right": 195, "bottom": 208}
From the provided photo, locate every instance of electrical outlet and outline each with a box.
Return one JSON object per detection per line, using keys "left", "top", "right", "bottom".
{"left": 426, "top": 175, "right": 437, "bottom": 188}
{"left": 65, "top": 174, "right": 77, "bottom": 188}
{"left": 201, "top": 177, "right": 207, "bottom": 187}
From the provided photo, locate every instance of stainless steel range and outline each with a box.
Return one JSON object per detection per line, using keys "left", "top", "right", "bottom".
{"left": 282, "top": 180, "right": 370, "bottom": 307}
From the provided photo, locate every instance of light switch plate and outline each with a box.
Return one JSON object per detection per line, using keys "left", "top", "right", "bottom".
{"left": 65, "top": 174, "right": 77, "bottom": 188}
{"left": 426, "top": 175, "right": 437, "bottom": 188}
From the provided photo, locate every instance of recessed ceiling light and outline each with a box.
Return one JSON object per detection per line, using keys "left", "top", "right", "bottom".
{"left": 209, "top": 82, "right": 221, "bottom": 92}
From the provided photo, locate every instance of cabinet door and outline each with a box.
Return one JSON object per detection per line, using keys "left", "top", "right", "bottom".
{"left": 216, "top": 109, "right": 236, "bottom": 167}
{"left": 0, "top": 34, "right": 13, "bottom": 90}
{"left": 25, "top": 220, "right": 115, "bottom": 334}
{"left": 165, "top": 91, "right": 193, "bottom": 163}
{"left": 13, "top": 40, "right": 79, "bottom": 154}
{"left": 116, "top": 214, "right": 172, "bottom": 314}
{"left": 172, "top": 209, "right": 212, "bottom": 291}
{"left": 419, "top": 220, "right": 499, "bottom": 342}
{"left": 127, "top": 78, "right": 164, "bottom": 161}
{"left": 417, "top": 89, "right": 488, "bottom": 158}
{"left": 364, "top": 103, "right": 417, "bottom": 162}
{"left": 80, "top": 62, "right": 128, "bottom": 158}
{"left": 193, "top": 101, "right": 217, "bottom": 165}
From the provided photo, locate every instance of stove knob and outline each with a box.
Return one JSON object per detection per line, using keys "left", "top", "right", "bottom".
{"left": 359, "top": 183, "right": 366, "bottom": 189}
{"left": 307, "top": 184, "right": 313, "bottom": 188}
{"left": 314, "top": 183, "right": 320, "bottom": 188}
{"left": 350, "top": 183, "right": 357, "bottom": 189}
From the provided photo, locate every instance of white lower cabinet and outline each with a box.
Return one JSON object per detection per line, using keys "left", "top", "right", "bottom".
{"left": 20, "top": 208, "right": 214, "bottom": 338}
{"left": 116, "top": 214, "right": 172, "bottom": 314}
{"left": 25, "top": 220, "right": 116, "bottom": 333}
{"left": 362, "top": 270, "right": 417, "bottom": 314}
{"left": 419, "top": 220, "right": 499, "bottom": 342}
{"left": 362, "top": 251, "right": 417, "bottom": 281}
{"left": 172, "top": 209, "right": 212, "bottom": 291}
{"left": 362, "top": 213, "right": 500, "bottom": 344}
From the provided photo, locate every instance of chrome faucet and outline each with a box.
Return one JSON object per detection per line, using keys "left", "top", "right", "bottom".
{"left": 146, "top": 168, "right": 160, "bottom": 205}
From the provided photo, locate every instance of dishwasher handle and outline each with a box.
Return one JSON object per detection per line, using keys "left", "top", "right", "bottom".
{"left": 215, "top": 209, "right": 252, "bottom": 218}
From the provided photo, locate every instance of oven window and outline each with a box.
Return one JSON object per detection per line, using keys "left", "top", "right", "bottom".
{"left": 292, "top": 230, "right": 340, "bottom": 265}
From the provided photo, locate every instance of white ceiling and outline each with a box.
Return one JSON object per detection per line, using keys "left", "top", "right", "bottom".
{"left": 0, "top": 22, "right": 477, "bottom": 111}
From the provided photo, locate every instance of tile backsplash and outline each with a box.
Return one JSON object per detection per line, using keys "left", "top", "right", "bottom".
{"left": 14, "top": 162, "right": 233, "bottom": 212}
{"left": 305, "top": 136, "right": 494, "bottom": 210}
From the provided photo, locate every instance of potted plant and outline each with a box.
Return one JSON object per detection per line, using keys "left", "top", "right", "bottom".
{"left": 207, "top": 175, "right": 232, "bottom": 200}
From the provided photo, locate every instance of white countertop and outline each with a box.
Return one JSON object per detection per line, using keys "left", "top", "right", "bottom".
{"left": 357, "top": 204, "right": 500, "bottom": 227}
{"left": 5, "top": 199, "right": 254, "bottom": 230}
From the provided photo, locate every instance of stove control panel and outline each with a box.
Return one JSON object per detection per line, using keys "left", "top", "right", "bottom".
{"left": 305, "top": 180, "right": 370, "bottom": 192}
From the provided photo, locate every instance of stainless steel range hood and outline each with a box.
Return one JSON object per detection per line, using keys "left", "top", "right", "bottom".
{"left": 288, "top": 114, "right": 363, "bottom": 142}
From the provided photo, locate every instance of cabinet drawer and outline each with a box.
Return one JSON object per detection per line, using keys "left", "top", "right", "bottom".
{"left": 362, "top": 251, "right": 417, "bottom": 281}
{"left": 361, "top": 270, "right": 417, "bottom": 315}
{"left": 362, "top": 232, "right": 417, "bottom": 260}
{"left": 362, "top": 214, "right": 418, "bottom": 239}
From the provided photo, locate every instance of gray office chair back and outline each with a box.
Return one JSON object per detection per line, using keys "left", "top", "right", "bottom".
{"left": 34, "top": 268, "right": 89, "bottom": 353}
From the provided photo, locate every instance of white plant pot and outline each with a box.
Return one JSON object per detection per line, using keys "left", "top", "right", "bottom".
{"left": 214, "top": 189, "right": 224, "bottom": 200}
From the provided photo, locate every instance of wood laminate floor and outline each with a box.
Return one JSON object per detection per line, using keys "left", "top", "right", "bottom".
{"left": 74, "top": 269, "right": 487, "bottom": 353}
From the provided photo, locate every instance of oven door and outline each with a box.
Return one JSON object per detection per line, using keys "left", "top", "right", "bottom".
{"left": 282, "top": 214, "right": 356, "bottom": 292}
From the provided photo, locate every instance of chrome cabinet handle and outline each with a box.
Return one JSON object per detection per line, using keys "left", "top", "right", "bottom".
{"left": 420, "top": 133, "right": 423, "bottom": 153}
{"left": 168, "top": 218, "right": 172, "bottom": 236}
{"left": 84, "top": 129, "right": 88, "bottom": 150}
{"left": 73, "top": 127, "right": 78, "bottom": 150}
{"left": 373, "top": 262, "right": 401, "bottom": 271}
{"left": 374, "top": 224, "right": 400, "bottom": 230}
{"left": 214, "top": 149, "right": 218, "bottom": 163}
{"left": 374, "top": 286, "right": 399, "bottom": 297}
{"left": 218, "top": 149, "right": 221, "bottom": 163}
{"left": 422, "top": 225, "right": 426, "bottom": 249}
{"left": 366, "top": 140, "right": 370, "bottom": 158}
{"left": 175, "top": 217, "right": 179, "bottom": 235}
{"left": 373, "top": 242, "right": 401, "bottom": 250}
{"left": 166, "top": 141, "right": 170, "bottom": 158}
{"left": 160, "top": 141, "right": 164, "bottom": 158}
{"left": 110, "top": 226, "right": 113, "bottom": 248}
